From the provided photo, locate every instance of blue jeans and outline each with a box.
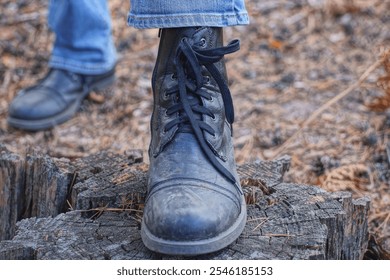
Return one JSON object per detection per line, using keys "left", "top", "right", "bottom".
{"left": 48, "top": 0, "right": 248, "bottom": 75}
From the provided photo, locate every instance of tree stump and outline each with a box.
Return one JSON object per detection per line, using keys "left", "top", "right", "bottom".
{"left": 0, "top": 147, "right": 370, "bottom": 259}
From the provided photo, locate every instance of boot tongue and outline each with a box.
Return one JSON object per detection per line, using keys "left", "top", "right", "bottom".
{"left": 177, "top": 100, "right": 202, "bottom": 134}
{"left": 176, "top": 63, "right": 203, "bottom": 134}
{"left": 171, "top": 30, "right": 207, "bottom": 134}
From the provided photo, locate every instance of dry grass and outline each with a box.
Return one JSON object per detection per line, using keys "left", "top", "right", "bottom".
{"left": 0, "top": 0, "right": 389, "bottom": 254}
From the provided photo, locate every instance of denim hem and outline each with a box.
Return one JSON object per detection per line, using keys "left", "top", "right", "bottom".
{"left": 49, "top": 56, "right": 117, "bottom": 75}
{"left": 127, "top": 12, "right": 249, "bottom": 29}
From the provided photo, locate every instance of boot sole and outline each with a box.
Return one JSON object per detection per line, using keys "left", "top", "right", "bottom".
{"left": 7, "top": 74, "right": 116, "bottom": 131}
{"left": 141, "top": 196, "right": 247, "bottom": 256}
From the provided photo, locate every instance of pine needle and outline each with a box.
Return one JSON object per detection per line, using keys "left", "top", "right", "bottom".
{"left": 269, "top": 49, "right": 390, "bottom": 159}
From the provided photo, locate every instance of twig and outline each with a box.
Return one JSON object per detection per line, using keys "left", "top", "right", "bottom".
{"left": 68, "top": 171, "right": 78, "bottom": 195}
{"left": 269, "top": 49, "right": 390, "bottom": 159}
{"left": 66, "top": 200, "right": 74, "bottom": 211}
{"left": 84, "top": 205, "right": 143, "bottom": 222}
{"left": 264, "top": 233, "right": 295, "bottom": 237}
{"left": 76, "top": 207, "right": 143, "bottom": 213}
{"left": 374, "top": 212, "right": 390, "bottom": 234}
{"left": 369, "top": 211, "right": 390, "bottom": 220}
{"left": 247, "top": 217, "right": 268, "bottom": 222}
{"left": 252, "top": 218, "right": 268, "bottom": 232}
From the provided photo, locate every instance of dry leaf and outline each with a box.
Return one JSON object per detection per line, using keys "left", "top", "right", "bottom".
{"left": 268, "top": 38, "right": 283, "bottom": 50}
{"left": 88, "top": 92, "right": 106, "bottom": 104}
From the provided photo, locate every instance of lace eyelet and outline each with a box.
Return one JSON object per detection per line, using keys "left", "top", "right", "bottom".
{"left": 162, "top": 91, "right": 168, "bottom": 99}
{"left": 170, "top": 73, "right": 177, "bottom": 80}
{"left": 211, "top": 114, "right": 216, "bottom": 121}
{"left": 208, "top": 96, "right": 214, "bottom": 102}
{"left": 200, "top": 38, "right": 207, "bottom": 48}
{"left": 204, "top": 76, "right": 210, "bottom": 84}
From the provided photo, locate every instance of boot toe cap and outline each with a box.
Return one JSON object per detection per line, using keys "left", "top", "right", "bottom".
{"left": 9, "top": 89, "right": 64, "bottom": 120}
{"left": 142, "top": 181, "right": 242, "bottom": 242}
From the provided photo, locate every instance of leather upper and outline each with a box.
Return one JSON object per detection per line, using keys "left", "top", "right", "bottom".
{"left": 143, "top": 27, "right": 245, "bottom": 243}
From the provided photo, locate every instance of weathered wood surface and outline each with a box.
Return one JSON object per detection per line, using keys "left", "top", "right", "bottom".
{"left": 0, "top": 148, "right": 370, "bottom": 259}
{"left": 0, "top": 145, "right": 73, "bottom": 240}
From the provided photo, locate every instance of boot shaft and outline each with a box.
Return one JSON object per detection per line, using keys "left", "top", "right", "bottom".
{"left": 150, "top": 26, "right": 240, "bottom": 185}
{"left": 152, "top": 27, "right": 228, "bottom": 91}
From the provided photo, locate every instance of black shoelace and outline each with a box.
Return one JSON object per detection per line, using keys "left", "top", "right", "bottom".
{"left": 164, "top": 36, "right": 242, "bottom": 191}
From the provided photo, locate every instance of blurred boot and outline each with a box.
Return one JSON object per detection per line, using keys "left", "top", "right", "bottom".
{"left": 8, "top": 67, "right": 115, "bottom": 131}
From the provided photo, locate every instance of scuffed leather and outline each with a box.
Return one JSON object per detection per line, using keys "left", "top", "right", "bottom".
{"left": 144, "top": 27, "right": 245, "bottom": 243}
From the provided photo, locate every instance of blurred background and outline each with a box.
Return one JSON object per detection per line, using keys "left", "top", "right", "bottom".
{"left": 0, "top": 0, "right": 389, "bottom": 256}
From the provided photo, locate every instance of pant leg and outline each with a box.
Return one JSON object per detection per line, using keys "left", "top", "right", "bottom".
{"left": 127, "top": 0, "right": 248, "bottom": 29}
{"left": 48, "top": 0, "right": 117, "bottom": 75}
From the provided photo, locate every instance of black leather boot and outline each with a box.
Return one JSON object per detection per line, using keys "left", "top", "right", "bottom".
{"left": 7, "top": 67, "right": 115, "bottom": 131}
{"left": 142, "top": 27, "right": 246, "bottom": 255}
